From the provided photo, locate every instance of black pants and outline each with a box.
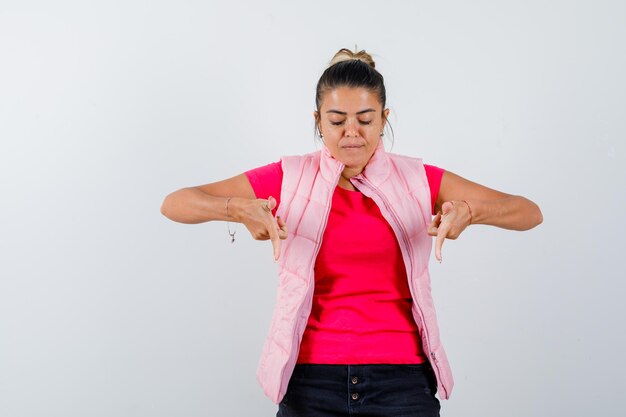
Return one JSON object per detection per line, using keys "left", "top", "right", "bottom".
{"left": 276, "top": 363, "right": 441, "bottom": 417}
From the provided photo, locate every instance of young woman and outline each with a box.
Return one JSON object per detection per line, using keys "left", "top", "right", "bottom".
{"left": 161, "top": 48, "right": 543, "bottom": 417}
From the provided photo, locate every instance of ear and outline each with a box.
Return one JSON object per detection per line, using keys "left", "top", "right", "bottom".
{"left": 313, "top": 110, "right": 321, "bottom": 132}
{"left": 382, "top": 108, "right": 390, "bottom": 129}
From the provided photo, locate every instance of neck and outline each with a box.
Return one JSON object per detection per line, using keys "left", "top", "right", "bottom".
{"left": 341, "top": 165, "right": 363, "bottom": 180}
{"left": 338, "top": 167, "right": 363, "bottom": 191}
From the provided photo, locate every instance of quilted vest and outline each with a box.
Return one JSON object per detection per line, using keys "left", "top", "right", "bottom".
{"left": 255, "top": 140, "right": 454, "bottom": 403}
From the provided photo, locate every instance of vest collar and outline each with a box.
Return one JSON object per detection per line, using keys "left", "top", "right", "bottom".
{"left": 319, "top": 139, "right": 391, "bottom": 187}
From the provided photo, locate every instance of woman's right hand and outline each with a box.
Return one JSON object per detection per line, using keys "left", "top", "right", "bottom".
{"left": 161, "top": 173, "right": 288, "bottom": 261}
{"left": 232, "top": 196, "right": 288, "bottom": 261}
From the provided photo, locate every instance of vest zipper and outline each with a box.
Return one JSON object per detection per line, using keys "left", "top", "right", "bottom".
{"left": 351, "top": 175, "right": 448, "bottom": 399}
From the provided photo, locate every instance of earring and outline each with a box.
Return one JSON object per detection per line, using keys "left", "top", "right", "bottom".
{"left": 316, "top": 126, "right": 323, "bottom": 139}
{"left": 380, "top": 131, "right": 384, "bottom": 137}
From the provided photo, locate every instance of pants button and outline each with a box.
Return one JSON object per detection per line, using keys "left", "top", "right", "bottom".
{"left": 351, "top": 393, "right": 359, "bottom": 400}
{"left": 351, "top": 377, "right": 358, "bottom": 384}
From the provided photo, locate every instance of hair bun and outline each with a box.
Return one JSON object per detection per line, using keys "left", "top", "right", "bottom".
{"left": 328, "top": 48, "right": 376, "bottom": 69}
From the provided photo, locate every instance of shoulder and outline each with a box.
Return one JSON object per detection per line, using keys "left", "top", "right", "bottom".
{"left": 386, "top": 151, "right": 444, "bottom": 172}
{"left": 281, "top": 149, "right": 321, "bottom": 162}
{"left": 281, "top": 150, "right": 322, "bottom": 170}
{"left": 386, "top": 152, "right": 425, "bottom": 172}
{"left": 386, "top": 151, "right": 424, "bottom": 164}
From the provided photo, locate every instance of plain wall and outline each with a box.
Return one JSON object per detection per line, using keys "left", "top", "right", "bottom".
{"left": 1, "top": 1, "right": 624, "bottom": 416}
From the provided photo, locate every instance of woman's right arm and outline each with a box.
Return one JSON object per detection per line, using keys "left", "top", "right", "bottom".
{"left": 160, "top": 173, "right": 287, "bottom": 260}
{"left": 160, "top": 173, "right": 256, "bottom": 224}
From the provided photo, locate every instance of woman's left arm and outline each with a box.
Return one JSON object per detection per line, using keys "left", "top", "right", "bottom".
{"left": 428, "top": 170, "right": 543, "bottom": 262}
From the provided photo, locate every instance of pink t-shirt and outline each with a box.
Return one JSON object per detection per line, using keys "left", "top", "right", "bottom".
{"left": 245, "top": 161, "right": 444, "bottom": 364}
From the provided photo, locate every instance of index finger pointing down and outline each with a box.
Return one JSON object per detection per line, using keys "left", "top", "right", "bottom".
{"left": 435, "top": 222, "right": 450, "bottom": 263}
{"left": 266, "top": 216, "right": 281, "bottom": 261}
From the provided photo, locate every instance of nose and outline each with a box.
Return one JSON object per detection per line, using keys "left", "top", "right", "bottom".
{"left": 345, "top": 119, "right": 359, "bottom": 137}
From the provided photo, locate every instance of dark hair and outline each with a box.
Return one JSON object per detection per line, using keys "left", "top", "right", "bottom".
{"left": 315, "top": 49, "right": 386, "bottom": 110}
{"left": 314, "top": 48, "right": 394, "bottom": 145}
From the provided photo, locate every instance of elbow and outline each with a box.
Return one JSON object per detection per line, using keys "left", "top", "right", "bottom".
{"left": 527, "top": 200, "right": 543, "bottom": 229}
{"left": 514, "top": 197, "right": 542, "bottom": 231}
{"left": 535, "top": 207, "right": 543, "bottom": 227}
{"left": 160, "top": 194, "right": 174, "bottom": 219}
{"left": 160, "top": 188, "right": 197, "bottom": 223}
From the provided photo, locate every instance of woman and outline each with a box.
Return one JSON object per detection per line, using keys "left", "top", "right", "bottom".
{"left": 160, "top": 48, "right": 543, "bottom": 417}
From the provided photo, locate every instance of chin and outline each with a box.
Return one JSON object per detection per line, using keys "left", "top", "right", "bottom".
{"left": 340, "top": 156, "right": 369, "bottom": 169}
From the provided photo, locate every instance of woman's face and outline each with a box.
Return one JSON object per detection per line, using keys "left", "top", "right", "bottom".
{"left": 315, "top": 86, "right": 389, "bottom": 175}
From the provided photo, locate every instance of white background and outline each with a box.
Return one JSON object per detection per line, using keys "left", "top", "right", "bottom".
{"left": 1, "top": 1, "right": 624, "bottom": 416}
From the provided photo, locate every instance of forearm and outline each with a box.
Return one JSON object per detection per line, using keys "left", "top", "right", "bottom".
{"left": 467, "top": 195, "right": 543, "bottom": 231}
{"left": 160, "top": 188, "right": 246, "bottom": 224}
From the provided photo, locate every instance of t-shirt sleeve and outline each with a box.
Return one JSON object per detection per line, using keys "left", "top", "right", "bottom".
{"left": 424, "top": 164, "right": 445, "bottom": 215}
{"left": 243, "top": 161, "right": 283, "bottom": 214}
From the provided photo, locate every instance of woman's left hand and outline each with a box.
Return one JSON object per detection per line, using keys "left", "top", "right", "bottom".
{"left": 427, "top": 200, "right": 472, "bottom": 263}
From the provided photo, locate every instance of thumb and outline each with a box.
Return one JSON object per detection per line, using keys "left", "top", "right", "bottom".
{"left": 441, "top": 201, "right": 454, "bottom": 215}
{"left": 267, "top": 196, "right": 277, "bottom": 210}
{"left": 428, "top": 212, "right": 441, "bottom": 235}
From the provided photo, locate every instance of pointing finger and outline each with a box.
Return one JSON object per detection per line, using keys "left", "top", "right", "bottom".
{"left": 435, "top": 221, "right": 450, "bottom": 263}
{"left": 267, "top": 215, "right": 281, "bottom": 262}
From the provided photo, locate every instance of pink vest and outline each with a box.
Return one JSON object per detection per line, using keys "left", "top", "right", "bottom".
{"left": 256, "top": 140, "right": 454, "bottom": 403}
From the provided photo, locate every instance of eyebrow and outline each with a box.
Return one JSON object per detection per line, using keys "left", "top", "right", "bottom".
{"left": 325, "top": 108, "right": 376, "bottom": 115}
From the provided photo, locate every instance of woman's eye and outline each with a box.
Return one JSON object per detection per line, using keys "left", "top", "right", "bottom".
{"left": 330, "top": 120, "right": 371, "bottom": 126}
